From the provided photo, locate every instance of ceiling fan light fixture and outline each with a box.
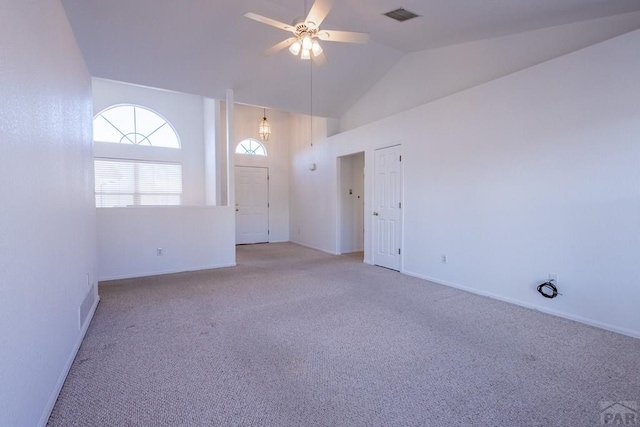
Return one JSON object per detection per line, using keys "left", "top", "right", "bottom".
{"left": 244, "top": 0, "right": 371, "bottom": 63}
{"left": 289, "top": 40, "right": 302, "bottom": 55}
{"left": 301, "top": 34, "right": 313, "bottom": 50}
{"left": 311, "top": 40, "right": 323, "bottom": 56}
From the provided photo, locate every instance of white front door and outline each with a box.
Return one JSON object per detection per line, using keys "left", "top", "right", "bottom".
{"left": 373, "top": 145, "right": 402, "bottom": 270}
{"left": 235, "top": 166, "right": 269, "bottom": 244}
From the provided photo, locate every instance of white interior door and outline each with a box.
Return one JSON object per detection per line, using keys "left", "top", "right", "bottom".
{"left": 235, "top": 166, "right": 269, "bottom": 244}
{"left": 373, "top": 145, "right": 402, "bottom": 270}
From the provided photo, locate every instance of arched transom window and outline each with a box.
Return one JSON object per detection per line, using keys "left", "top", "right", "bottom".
{"left": 93, "top": 104, "right": 182, "bottom": 207}
{"left": 93, "top": 104, "right": 180, "bottom": 148}
{"left": 235, "top": 138, "right": 267, "bottom": 156}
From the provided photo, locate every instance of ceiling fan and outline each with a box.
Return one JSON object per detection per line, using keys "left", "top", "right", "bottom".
{"left": 244, "top": 0, "right": 370, "bottom": 65}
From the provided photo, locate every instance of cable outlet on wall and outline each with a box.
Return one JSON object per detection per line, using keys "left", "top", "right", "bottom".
{"left": 549, "top": 273, "right": 558, "bottom": 286}
{"left": 441, "top": 255, "right": 447, "bottom": 264}
{"left": 157, "top": 248, "right": 163, "bottom": 256}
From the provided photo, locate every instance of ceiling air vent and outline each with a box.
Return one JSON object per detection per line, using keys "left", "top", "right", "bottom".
{"left": 383, "top": 8, "right": 420, "bottom": 22}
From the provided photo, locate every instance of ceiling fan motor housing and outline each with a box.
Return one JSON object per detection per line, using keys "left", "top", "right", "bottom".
{"left": 293, "top": 18, "right": 318, "bottom": 36}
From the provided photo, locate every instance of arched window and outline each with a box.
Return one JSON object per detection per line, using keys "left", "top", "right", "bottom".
{"left": 93, "top": 104, "right": 180, "bottom": 148}
{"left": 235, "top": 138, "right": 267, "bottom": 156}
{"left": 93, "top": 104, "right": 183, "bottom": 207}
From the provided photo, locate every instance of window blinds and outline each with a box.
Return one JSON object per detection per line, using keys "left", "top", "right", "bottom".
{"left": 94, "top": 158, "right": 182, "bottom": 207}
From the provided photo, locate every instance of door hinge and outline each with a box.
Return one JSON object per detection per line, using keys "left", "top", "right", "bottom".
{"left": 268, "top": 230, "right": 270, "bottom": 235}
{"left": 399, "top": 155, "right": 402, "bottom": 162}
{"left": 398, "top": 248, "right": 401, "bottom": 255}
{"left": 267, "top": 203, "right": 270, "bottom": 208}
{"left": 399, "top": 202, "right": 402, "bottom": 209}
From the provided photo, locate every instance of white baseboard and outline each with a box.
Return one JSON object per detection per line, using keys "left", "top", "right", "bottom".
{"left": 289, "top": 240, "right": 339, "bottom": 256}
{"left": 339, "top": 248, "right": 365, "bottom": 255}
{"left": 98, "top": 263, "right": 237, "bottom": 282}
{"left": 402, "top": 269, "right": 640, "bottom": 340}
{"left": 38, "top": 295, "right": 101, "bottom": 427}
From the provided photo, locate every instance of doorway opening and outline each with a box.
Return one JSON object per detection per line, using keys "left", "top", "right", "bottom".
{"left": 338, "top": 152, "right": 365, "bottom": 259}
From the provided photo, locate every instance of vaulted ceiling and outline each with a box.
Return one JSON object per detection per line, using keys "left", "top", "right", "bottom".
{"left": 61, "top": 0, "right": 640, "bottom": 117}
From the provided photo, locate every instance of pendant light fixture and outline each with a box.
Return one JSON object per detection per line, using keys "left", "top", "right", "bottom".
{"left": 258, "top": 108, "right": 271, "bottom": 141}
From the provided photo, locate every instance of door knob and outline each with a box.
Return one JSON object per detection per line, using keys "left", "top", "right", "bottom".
{"left": 373, "top": 211, "right": 379, "bottom": 216}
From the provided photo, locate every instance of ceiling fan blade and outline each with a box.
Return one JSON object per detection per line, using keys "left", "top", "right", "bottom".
{"left": 306, "top": 0, "right": 332, "bottom": 28}
{"left": 244, "top": 12, "right": 293, "bottom": 32}
{"left": 317, "top": 30, "right": 369, "bottom": 44}
{"left": 264, "top": 37, "right": 297, "bottom": 56}
{"left": 312, "top": 50, "right": 327, "bottom": 66}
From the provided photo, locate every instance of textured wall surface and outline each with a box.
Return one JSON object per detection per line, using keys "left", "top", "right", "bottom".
{"left": 290, "top": 30, "right": 640, "bottom": 337}
{"left": 0, "top": 1, "right": 97, "bottom": 425}
{"left": 97, "top": 206, "right": 235, "bottom": 280}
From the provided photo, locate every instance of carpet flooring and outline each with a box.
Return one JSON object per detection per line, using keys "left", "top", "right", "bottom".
{"left": 49, "top": 243, "right": 640, "bottom": 426}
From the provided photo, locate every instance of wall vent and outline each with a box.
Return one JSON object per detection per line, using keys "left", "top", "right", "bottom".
{"left": 79, "top": 285, "right": 96, "bottom": 329}
{"left": 383, "top": 8, "right": 420, "bottom": 22}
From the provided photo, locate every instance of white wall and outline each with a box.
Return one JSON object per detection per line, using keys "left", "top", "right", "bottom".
{"left": 290, "top": 30, "right": 640, "bottom": 337}
{"left": 0, "top": 2, "right": 97, "bottom": 426}
{"left": 204, "top": 98, "right": 222, "bottom": 205}
{"left": 97, "top": 207, "right": 235, "bottom": 280}
{"left": 93, "top": 81, "right": 239, "bottom": 279}
{"left": 341, "top": 11, "right": 640, "bottom": 132}
{"left": 227, "top": 103, "right": 291, "bottom": 242}
{"left": 93, "top": 86, "right": 294, "bottom": 280}
{"left": 289, "top": 114, "right": 337, "bottom": 253}
{"left": 93, "top": 78, "right": 206, "bottom": 205}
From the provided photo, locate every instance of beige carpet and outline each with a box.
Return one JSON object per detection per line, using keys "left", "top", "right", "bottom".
{"left": 49, "top": 243, "right": 640, "bottom": 426}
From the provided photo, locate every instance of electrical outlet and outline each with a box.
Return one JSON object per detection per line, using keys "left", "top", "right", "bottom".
{"left": 549, "top": 273, "right": 558, "bottom": 285}
{"left": 441, "top": 255, "right": 447, "bottom": 264}
{"left": 157, "top": 248, "right": 163, "bottom": 256}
